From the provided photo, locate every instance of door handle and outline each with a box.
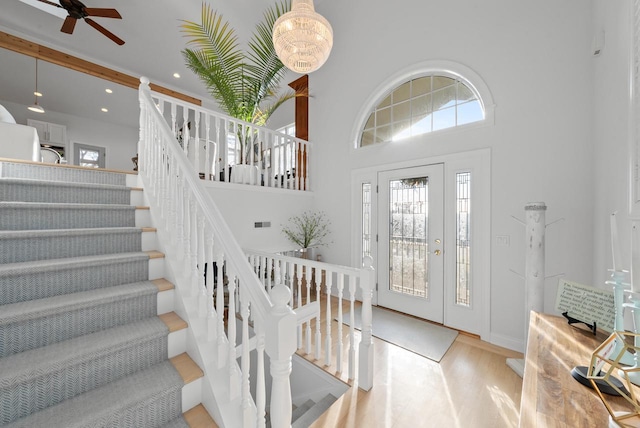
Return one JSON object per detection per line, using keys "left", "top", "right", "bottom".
{"left": 434, "top": 249, "right": 441, "bottom": 256}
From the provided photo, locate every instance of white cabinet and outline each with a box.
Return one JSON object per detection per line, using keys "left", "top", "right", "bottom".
{"left": 27, "top": 119, "right": 67, "bottom": 145}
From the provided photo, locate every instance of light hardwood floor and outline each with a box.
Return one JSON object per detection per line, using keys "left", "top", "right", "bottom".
{"left": 295, "top": 296, "right": 524, "bottom": 428}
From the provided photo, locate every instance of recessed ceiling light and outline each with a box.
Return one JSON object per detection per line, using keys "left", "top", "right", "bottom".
{"left": 173, "top": 73, "right": 181, "bottom": 79}
{"left": 105, "top": 88, "right": 113, "bottom": 94}
{"left": 34, "top": 91, "right": 42, "bottom": 97}
{"left": 101, "top": 108, "right": 109, "bottom": 112}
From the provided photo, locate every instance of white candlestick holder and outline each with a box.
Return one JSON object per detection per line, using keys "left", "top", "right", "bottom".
{"left": 608, "top": 269, "right": 634, "bottom": 366}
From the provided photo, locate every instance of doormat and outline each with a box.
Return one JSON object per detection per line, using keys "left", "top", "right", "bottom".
{"left": 340, "top": 306, "right": 458, "bottom": 362}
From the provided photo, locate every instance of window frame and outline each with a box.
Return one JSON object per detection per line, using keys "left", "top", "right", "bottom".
{"left": 351, "top": 60, "right": 495, "bottom": 150}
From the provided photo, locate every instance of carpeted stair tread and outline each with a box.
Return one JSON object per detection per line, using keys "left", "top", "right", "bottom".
{"left": 0, "top": 317, "right": 170, "bottom": 424}
{"left": 0, "top": 161, "right": 128, "bottom": 186}
{"left": 0, "top": 251, "right": 149, "bottom": 277}
{"left": 0, "top": 177, "right": 132, "bottom": 205}
{"left": 0, "top": 227, "right": 144, "bottom": 263}
{"left": 0, "top": 281, "right": 159, "bottom": 357}
{"left": 0, "top": 201, "right": 137, "bottom": 230}
{"left": 0, "top": 252, "right": 150, "bottom": 305}
{"left": 4, "top": 361, "right": 184, "bottom": 428}
{"left": 291, "top": 394, "right": 339, "bottom": 428}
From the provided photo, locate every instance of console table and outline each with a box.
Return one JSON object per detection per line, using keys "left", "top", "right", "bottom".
{"left": 520, "top": 311, "right": 633, "bottom": 427}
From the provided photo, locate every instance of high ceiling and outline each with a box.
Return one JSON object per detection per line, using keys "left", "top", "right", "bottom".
{"left": 0, "top": 0, "right": 304, "bottom": 128}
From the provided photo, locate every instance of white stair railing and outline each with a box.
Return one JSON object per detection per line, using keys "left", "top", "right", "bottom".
{"left": 151, "top": 91, "right": 311, "bottom": 191}
{"left": 138, "top": 77, "right": 297, "bottom": 427}
{"left": 246, "top": 250, "right": 375, "bottom": 391}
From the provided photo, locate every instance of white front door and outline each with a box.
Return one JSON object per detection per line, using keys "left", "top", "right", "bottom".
{"left": 377, "top": 164, "right": 445, "bottom": 322}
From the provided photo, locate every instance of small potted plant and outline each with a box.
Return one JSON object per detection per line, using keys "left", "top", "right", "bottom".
{"left": 282, "top": 211, "right": 331, "bottom": 260}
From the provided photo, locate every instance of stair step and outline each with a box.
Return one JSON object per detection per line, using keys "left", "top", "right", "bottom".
{"left": 0, "top": 177, "right": 132, "bottom": 205}
{"left": 0, "top": 227, "right": 146, "bottom": 263}
{"left": 0, "top": 281, "right": 162, "bottom": 357}
{"left": 0, "top": 317, "right": 172, "bottom": 425}
{"left": 291, "top": 399, "right": 316, "bottom": 422}
{"left": 0, "top": 252, "right": 150, "bottom": 305}
{"left": 0, "top": 201, "right": 137, "bottom": 230}
{"left": 0, "top": 160, "right": 128, "bottom": 186}
{"left": 292, "top": 394, "right": 339, "bottom": 428}
{"left": 184, "top": 404, "right": 218, "bottom": 427}
{"left": 3, "top": 360, "right": 185, "bottom": 428}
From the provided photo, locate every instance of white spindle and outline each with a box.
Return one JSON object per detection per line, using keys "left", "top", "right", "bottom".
{"left": 198, "top": 214, "right": 207, "bottom": 318}
{"left": 296, "top": 263, "right": 302, "bottom": 349}
{"left": 315, "top": 267, "right": 322, "bottom": 358}
{"left": 256, "top": 325, "right": 266, "bottom": 428}
{"left": 228, "top": 269, "right": 239, "bottom": 399}
{"left": 194, "top": 110, "right": 201, "bottom": 176}
{"left": 325, "top": 272, "right": 333, "bottom": 366}
{"left": 305, "top": 264, "right": 312, "bottom": 354}
{"left": 215, "top": 252, "right": 226, "bottom": 367}
{"left": 190, "top": 200, "right": 199, "bottom": 296}
{"left": 336, "top": 274, "right": 344, "bottom": 373}
{"left": 206, "top": 228, "right": 216, "bottom": 341}
{"left": 348, "top": 273, "right": 356, "bottom": 380}
{"left": 358, "top": 256, "right": 375, "bottom": 391}
{"left": 241, "top": 291, "right": 252, "bottom": 427}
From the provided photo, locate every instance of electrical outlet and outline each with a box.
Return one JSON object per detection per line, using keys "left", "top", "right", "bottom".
{"left": 496, "top": 235, "right": 510, "bottom": 246}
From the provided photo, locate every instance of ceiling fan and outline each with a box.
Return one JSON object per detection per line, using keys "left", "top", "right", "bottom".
{"left": 36, "top": 0, "right": 125, "bottom": 45}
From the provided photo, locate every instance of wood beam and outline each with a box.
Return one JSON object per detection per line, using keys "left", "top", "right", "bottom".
{"left": 0, "top": 30, "right": 202, "bottom": 106}
{"left": 288, "top": 74, "right": 309, "bottom": 141}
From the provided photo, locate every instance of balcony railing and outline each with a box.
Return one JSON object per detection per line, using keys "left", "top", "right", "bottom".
{"left": 151, "top": 92, "right": 311, "bottom": 191}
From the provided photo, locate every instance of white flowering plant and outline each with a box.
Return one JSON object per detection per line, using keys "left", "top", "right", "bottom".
{"left": 281, "top": 211, "right": 331, "bottom": 249}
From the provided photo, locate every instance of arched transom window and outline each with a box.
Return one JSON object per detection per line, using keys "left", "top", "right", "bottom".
{"left": 360, "top": 74, "right": 485, "bottom": 147}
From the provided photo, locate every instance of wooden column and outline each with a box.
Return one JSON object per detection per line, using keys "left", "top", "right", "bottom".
{"left": 289, "top": 75, "right": 308, "bottom": 190}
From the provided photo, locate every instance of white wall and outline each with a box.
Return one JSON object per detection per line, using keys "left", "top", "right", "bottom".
{"left": 592, "top": 1, "right": 633, "bottom": 288}
{"left": 304, "top": 0, "right": 595, "bottom": 350}
{"left": 1, "top": 98, "right": 138, "bottom": 171}
{"left": 205, "top": 183, "right": 314, "bottom": 253}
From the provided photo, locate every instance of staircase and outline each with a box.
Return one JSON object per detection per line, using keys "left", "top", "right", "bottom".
{"left": 0, "top": 160, "right": 215, "bottom": 427}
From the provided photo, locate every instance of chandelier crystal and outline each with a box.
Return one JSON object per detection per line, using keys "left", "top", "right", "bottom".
{"left": 272, "top": 0, "right": 333, "bottom": 74}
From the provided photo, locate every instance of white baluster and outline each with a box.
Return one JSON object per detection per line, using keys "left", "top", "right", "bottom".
{"left": 206, "top": 228, "right": 216, "bottom": 341}
{"left": 215, "top": 251, "right": 227, "bottom": 367}
{"left": 182, "top": 105, "right": 189, "bottom": 156}
{"left": 305, "top": 264, "right": 312, "bottom": 354}
{"left": 228, "top": 269, "right": 240, "bottom": 399}
{"left": 325, "top": 272, "right": 333, "bottom": 366}
{"left": 204, "top": 114, "right": 211, "bottom": 181}
{"left": 256, "top": 324, "right": 266, "bottom": 428}
{"left": 315, "top": 267, "right": 322, "bottom": 359}
{"left": 241, "top": 291, "right": 252, "bottom": 427}
{"left": 170, "top": 102, "right": 177, "bottom": 139}
{"left": 190, "top": 200, "right": 199, "bottom": 296}
{"left": 266, "top": 284, "right": 296, "bottom": 428}
{"left": 348, "top": 273, "right": 356, "bottom": 381}
{"left": 198, "top": 214, "right": 207, "bottom": 318}
{"left": 358, "top": 256, "right": 375, "bottom": 391}
{"left": 194, "top": 110, "right": 201, "bottom": 177}
{"left": 296, "top": 262, "right": 302, "bottom": 349}
{"left": 336, "top": 273, "right": 344, "bottom": 373}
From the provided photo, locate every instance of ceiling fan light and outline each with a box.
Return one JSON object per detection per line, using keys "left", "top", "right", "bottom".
{"left": 28, "top": 103, "right": 45, "bottom": 113}
{"left": 272, "top": 0, "right": 333, "bottom": 74}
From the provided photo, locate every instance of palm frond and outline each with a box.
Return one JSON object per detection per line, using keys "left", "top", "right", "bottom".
{"left": 180, "top": 3, "right": 245, "bottom": 116}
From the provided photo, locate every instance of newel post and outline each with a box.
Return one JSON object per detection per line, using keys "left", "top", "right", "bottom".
{"left": 358, "top": 256, "right": 374, "bottom": 391}
{"left": 265, "top": 283, "right": 296, "bottom": 428}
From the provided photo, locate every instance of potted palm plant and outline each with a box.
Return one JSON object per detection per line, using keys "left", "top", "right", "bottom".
{"left": 180, "top": 1, "right": 295, "bottom": 182}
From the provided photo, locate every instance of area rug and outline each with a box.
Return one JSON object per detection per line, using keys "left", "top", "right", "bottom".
{"left": 340, "top": 306, "right": 458, "bottom": 362}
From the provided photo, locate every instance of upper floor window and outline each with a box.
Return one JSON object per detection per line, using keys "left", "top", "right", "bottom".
{"left": 356, "top": 62, "right": 493, "bottom": 148}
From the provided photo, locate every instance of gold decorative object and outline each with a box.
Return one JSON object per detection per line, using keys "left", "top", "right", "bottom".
{"left": 588, "top": 331, "right": 640, "bottom": 427}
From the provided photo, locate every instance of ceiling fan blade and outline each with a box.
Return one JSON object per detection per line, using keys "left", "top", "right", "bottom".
{"left": 85, "top": 18, "right": 125, "bottom": 45}
{"left": 84, "top": 8, "right": 121, "bottom": 19}
{"left": 60, "top": 16, "right": 77, "bottom": 34}
{"left": 36, "top": 0, "right": 64, "bottom": 9}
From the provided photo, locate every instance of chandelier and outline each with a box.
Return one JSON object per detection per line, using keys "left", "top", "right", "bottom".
{"left": 272, "top": 0, "right": 333, "bottom": 74}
